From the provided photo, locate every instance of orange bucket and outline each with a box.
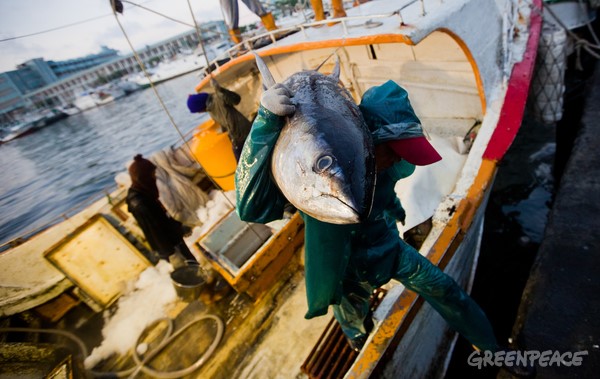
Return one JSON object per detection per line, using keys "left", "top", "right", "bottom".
{"left": 190, "top": 121, "right": 237, "bottom": 191}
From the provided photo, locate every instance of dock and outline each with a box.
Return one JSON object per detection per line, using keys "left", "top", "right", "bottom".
{"left": 501, "top": 61, "right": 600, "bottom": 377}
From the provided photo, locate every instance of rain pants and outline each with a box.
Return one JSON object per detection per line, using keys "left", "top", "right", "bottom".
{"left": 219, "top": 0, "right": 268, "bottom": 30}
{"left": 207, "top": 82, "right": 252, "bottom": 160}
{"left": 126, "top": 188, "right": 196, "bottom": 263}
{"left": 235, "top": 81, "right": 499, "bottom": 351}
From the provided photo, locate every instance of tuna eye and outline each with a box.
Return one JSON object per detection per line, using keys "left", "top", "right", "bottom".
{"left": 314, "top": 155, "right": 333, "bottom": 173}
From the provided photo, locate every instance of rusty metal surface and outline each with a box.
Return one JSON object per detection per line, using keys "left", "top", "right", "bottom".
{"left": 302, "top": 288, "right": 387, "bottom": 379}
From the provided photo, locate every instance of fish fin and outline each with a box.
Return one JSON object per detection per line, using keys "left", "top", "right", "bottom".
{"left": 314, "top": 48, "right": 341, "bottom": 77}
{"left": 252, "top": 51, "right": 277, "bottom": 90}
{"left": 329, "top": 54, "right": 341, "bottom": 82}
{"left": 300, "top": 56, "right": 309, "bottom": 71}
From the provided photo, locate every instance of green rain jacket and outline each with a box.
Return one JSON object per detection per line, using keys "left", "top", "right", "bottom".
{"left": 236, "top": 80, "right": 422, "bottom": 318}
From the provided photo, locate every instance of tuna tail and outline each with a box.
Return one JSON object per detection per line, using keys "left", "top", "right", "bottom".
{"left": 252, "top": 52, "right": 277, "bottom": 90}
{"left": 254, "top": 51, "right": 341, "bottom": 89}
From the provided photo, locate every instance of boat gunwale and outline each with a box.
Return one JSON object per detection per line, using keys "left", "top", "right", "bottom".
{"left": 347, "top": 159, "right": 497, "bottom": 378}
{"left": 348, "top": 0, "right": 543, "bottom": 375}
{"left": 194, "top": 33, "right": 418, "bottom": 93}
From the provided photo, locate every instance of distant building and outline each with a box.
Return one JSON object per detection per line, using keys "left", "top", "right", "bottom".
{"left": 0, "top": 47, "right": 119, "bottom": 124}
{"left": 0, "top": 21, "right": 228, "bottom": 124}
{"left": 46, "top": 46, "right": 120, "bottom": 79}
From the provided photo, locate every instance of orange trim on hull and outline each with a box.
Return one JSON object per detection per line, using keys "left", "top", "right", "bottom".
{"left": 195, "top": 31, "right": 484, "bottom": 112}
{"left": 439, "top": 28, "right": 486, "bottom": 115}
{"left": 349, "top": 4, "right": 541, "bottom": 372}
{"left": 195, "top": 34, "right": 415, "bottom": 92}
{"left": 348, "top": 159, "right": 498, "bottom": 378}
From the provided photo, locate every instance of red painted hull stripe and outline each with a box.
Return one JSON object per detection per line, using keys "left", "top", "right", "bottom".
{"left": 483, "top": 0, "right": 543, "bottom": 161}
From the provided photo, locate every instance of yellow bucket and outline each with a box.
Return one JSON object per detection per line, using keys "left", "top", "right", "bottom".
{"left": 190, "top": 121, "right": 237, "bottom": 191}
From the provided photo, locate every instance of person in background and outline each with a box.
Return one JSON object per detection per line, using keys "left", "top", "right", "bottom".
{"left": 353, "top": 0, "right": 370, "bottom": 6}
{"left": 187, "top": 79, "right": 252, "bottom": 162}
{"left": 310, "top": 0, "right": 347, "bottom": 23}
{"left": 126, "top": 154, "right": 196, "bottom": 267}
{"left": 219, "top": 0, "right": 277, "bottom": 44}
{"left": 235, "top": 81, "right": 535, "bottom": 378}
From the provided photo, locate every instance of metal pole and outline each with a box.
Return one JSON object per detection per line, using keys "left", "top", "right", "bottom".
{"left": 187, "top": 0, "right": 212, "bottom": 75}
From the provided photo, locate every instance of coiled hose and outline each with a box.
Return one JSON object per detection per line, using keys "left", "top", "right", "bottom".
{"left": 0, "top": 313, "right": 224, "bottom": 379}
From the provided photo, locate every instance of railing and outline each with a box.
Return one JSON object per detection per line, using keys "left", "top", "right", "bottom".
{"left": 200, "top": 0, "right": 446, "bottom": 75}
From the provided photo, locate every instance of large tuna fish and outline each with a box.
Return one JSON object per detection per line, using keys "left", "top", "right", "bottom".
{"left": 254, "top": 53, "right": 376, "bottom": 224}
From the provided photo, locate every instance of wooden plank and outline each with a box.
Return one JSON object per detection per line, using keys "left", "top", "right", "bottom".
{"left": 44, "top": 214, "right": 151, "bottom": 310}
{"left": 33, "top": 292, "right": 80, "bottom": 323}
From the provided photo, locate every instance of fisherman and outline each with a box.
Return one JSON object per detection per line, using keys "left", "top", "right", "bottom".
{"left": 187, "top": 79, "right": 252, "bottom": 162}
{"left": 310, "top": 0, "right": 347, "bottom": 23}
{"left": 219, "top": 0, "right": 277, "bottom": 44}
{"left": 235, "top": 81, "right": 535, "bottom": 377}
{"left": 126, "top": 154, "right": 196, "bottom": 267}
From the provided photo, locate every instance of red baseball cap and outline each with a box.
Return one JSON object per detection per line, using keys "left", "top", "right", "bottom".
{"left": 387, "top": 137, "right": 442, "bottom": 166}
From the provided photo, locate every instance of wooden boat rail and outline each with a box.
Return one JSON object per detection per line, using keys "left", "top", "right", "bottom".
{"left": 200, "top": 0, "right": 434, "bottom": 73}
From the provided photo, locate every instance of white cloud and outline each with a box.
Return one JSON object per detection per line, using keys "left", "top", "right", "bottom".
{"left": 0, "top": 0, "right": 259, "bottom": 72}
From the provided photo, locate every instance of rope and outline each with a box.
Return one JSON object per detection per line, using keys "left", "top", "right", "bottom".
{"left": 109, "top": 4, "right": 229, "bottom": 195}
{"left": 110, "top": 11, "right": 185, "bottom": 142}
{"left": 535, "top": 0, "right": 600, "bottom": 62}
{"left": 120, "top": 0, "right": 232, "bottom": 39}
{"left": 314, "top": 47, "right": 342, "bottom": 72}
{"left": 126, "top": 315, "right": 224, "bottom": 378}
{"left": 186, "top": 0, "right": 212, "bottom": 74}
{"left": 0, "top": 314, "right": 225, "bottom": 379}
{"left": 110, "top": 0, "right": 266, "bottom": 239}
{"left": 122, "top": 0, "right": 194, "bottom": 28}
{"left": 579, "top": 0, "right": 600, "bottom": 46}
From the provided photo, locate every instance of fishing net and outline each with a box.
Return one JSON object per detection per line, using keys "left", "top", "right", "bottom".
{"left": 528, "top": 22, "right": 568, "bottom": 124}
{"left": 150, "top": 148, "right": 210, "bottom": 227}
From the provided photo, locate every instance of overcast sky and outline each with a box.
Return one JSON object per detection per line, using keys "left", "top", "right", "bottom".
{"left": 0, "top": 0, "right": 261, "bottom": 72}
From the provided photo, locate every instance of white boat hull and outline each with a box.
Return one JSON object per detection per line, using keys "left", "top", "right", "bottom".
{"left": 133, "top": 56, "right": 206, "bottom": 87}
{"left": 377, "top": 190, "right": 488, "bottom": 378}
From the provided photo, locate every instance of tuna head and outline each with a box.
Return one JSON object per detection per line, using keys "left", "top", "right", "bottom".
{"left": 255, "top": 53, "right": 375, "bottom": 224}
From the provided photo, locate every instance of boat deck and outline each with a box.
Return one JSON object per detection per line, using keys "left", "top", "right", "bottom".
{"left": 87, "top": 254, "right": 332, "bottom": 379}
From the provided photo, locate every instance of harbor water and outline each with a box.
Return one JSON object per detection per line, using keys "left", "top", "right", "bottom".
{"left": 445, "top": 112, "right": 555, "bottom": 378}
{"left": 446, "top": 26, "right": 599, "bottom": 376}
{"left": 0, "top": 72, "right": 207, "bottom": 246}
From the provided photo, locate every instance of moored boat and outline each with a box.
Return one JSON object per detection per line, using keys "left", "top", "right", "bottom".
{"left": 57, "top": 103, "right": 82, "bottom": 116}
{"left": 73, "top": 85, "right": 127, "bottom": 111}
{"left": 0, "top": 121, "right": 38, "bottom": 144}
{"left": 72, "top": 91, "right": 98, "bottom": 111}
{"left": 0, "top": 0, "right": 542, "bottom": 378}
{"left": 131, "top": 55, "right": 207, "bottom": 88}
{"left": 0, "top": 109, "right": 69, "bottom": 144}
